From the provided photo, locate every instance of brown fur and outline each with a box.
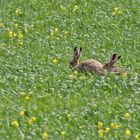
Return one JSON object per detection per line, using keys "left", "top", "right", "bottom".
{"left": 69, "top": 48, "right": 122, "bottom": 75}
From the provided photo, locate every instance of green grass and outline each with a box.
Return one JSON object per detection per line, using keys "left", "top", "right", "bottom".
{"left": 0, "top": 0, "right": 140, "bottom": 140}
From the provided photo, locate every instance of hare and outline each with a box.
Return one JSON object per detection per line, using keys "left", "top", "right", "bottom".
{"left": 69, "top": 47, "right": 122, "bottom": 75}
{"left": 69, "top": 47, "right": 104, "bottom": 75}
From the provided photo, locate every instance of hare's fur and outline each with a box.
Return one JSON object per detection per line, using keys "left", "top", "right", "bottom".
{"left": 69, "top": 47, "right": 122, "bottom": 75}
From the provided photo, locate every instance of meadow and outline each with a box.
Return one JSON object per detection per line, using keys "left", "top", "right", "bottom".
{"left": 0, "top": 0, "right": 140, "bottom": 140}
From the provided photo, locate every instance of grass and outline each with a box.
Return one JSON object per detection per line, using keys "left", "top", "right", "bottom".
{"left": 0, "top": 0, "right": 140, "bottom": 139}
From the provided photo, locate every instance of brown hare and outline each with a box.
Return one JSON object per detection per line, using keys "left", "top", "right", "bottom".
{"left": 69, "top": 47, "right": 122, "bottom": 75}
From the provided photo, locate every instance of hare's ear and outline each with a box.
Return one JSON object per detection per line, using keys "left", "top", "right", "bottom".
{"left": 74, "top": 47, "right": 77, "bottom": 51}
{"left": 79, "top": 47, "right": 82, "bottom": 55}
{"left": 111, "top": 54, "right": 117, "bottom": 61}
{"left": 117, "top": 56, "right": 121, "bottom": 60}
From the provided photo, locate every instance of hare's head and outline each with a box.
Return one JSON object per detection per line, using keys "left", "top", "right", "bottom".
{"left": 69, "top": 47, "right": 82, "bottom": 67}
{"left": 103, "top": 54, "right": 121, "bottom": 70}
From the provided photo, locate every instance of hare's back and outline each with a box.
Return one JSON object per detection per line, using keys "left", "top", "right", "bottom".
{"left": 81, "top": 59, "right": 102, "bottom": 67}
{"left": 77, "top": 59, "right": 103, "bottom": 74}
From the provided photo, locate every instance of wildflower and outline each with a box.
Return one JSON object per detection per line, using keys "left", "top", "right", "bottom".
{"left": 73, "top": 5, "right": 78, "bottom": 12}
{"left": 67, "top": 114, "right": 71, "bottom": 119}
{"left": 18, "top": 33, "right": 23, "bottom": 39}
{"left": 114, "top": 7, "right": 119, "bottom": 11}
{"left": 0, "top": 22, "right": 3, "bottom": 27}
{"left": 110, "top": 122, "right": 115, "bottom": 128}
{"left": 64, "top": 31, "right": 68, "bottom": 35}
{"left": 12, "top": 120, "right": 19, "bottom": 128}
{"left": 79, "top": 125, "right": 83, "bottom": 129}
{"left": 52, "top": 59, "right": 58, "bottom": 64}
{"left": 114, "top": 124, "right": 120, "bottom": 129}
{"left": 31, "top": 117, "right": 36, "bottom": 122}
{"left": 25, "top": 96, "right": 30, "bottom": 100}
{"left": 42, "top": 132, "right": 48, "bottom": 140}
{"left": 125, "top": 129, "right": 131, "bottom": 137}
{"left": 8, "top": 31, "right": 13, "bottom": 37}
{"left": 14, "top": 23, "right": 18, "bottom": 27}
{"left": 135, "top": 133, "right": 140, "bottom": 140}
{"left": 98, "top": 121, "right": 103, "bottom": 128}
{"left": 20, "top": 111, "right": 25, "bottom": 117}
{"left": 61, "top": 131, "right": 65, "bottom": 136}
{"left": 54, "top": 28, "right": 58, "bottom": 32}
{"left": 125, "top": 112, "right": 130, "bottom": 119}
{"left": 98, "top": 129, "right": 104, "bottom": 138}
{"left": 105, "top": 127, "right": 110, "bottom": 132}
{"left": 28, "top": 117, "right": 36, "bottom": 124}
{"left": 19, "top": 41, "right": 23, "bottom": 45}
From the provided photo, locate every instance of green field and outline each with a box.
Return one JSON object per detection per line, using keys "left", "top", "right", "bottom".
{"left": 0, "top": 0, "right": 140, "bottom": 140}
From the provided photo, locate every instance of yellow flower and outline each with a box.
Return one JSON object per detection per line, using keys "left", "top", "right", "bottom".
{"left": 42, "top": 132, "right": 48, "bottom": 140}
{"left": 14, "top": 23, "right": 18, "bottom": 27}
{"left": 28, "top": 117, "right": 36, "bottom": 124}
{"left": 64, "top": 31, "right": 68, "bottom": 35}
{"left": 12, "top": 120, "right": 19, "bottom": 128}
{"left": 32, "top": 117, "right": 36, "bottom": 122}
{"left": 54, "top": 28, "right": 58, "bottom": 32}
{"left": 19, "top": 41, "right": 23, "bottom": 45}
{"left": 98, "top": 121, "right": 103, "bottom": 128}
{"left": 114, "top": 124, "right": 120, "bottom": 129}
{"left": 20, "top": 111, "right": 25, "bottom": 117}
{"left": 25, "top": 96, "right": 30, "bottom": 100}
{"left": 18, "top": 33, "right": 23, "bottom": 39}
{"left": 52, "top": 59, "right": 58, "bottom": 64}
{"left": 8, "top": 31, "right": 13, "bottom": 37}
{"left": 105, "top": 127, "right": 110, "bottom": 132}
{"left": 61, "top": 131, "right": 65, "bottom": 136}
{"left": 135, "top": 133, "right": 140, "bottom": 140}
{"left": 79, "top": 125, "right": 83, "bottom": 129}
{"left": 67, "top": 114, "right": 71, "bottom": 118}
{"left": 114, "top": 7, "right": 119, "bottom": 11}
{"left": 110, "top": 122, "right": 115, "bottom": 128}
{"left": 125, "top": 112, "right": 130, "bottom": 119}
{"left": 98, "top": 129, "right": 104, "bottom": 138}
{"left": 0, "top": 22, "right": 3, "bottom": 27}
{"left": 125, "top": 129, "right": 131, "bottom": 137}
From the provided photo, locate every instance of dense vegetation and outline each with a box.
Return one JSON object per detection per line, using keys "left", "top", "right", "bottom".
{"left": 0, "top": 0, "right": 140, "bottom": 139}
